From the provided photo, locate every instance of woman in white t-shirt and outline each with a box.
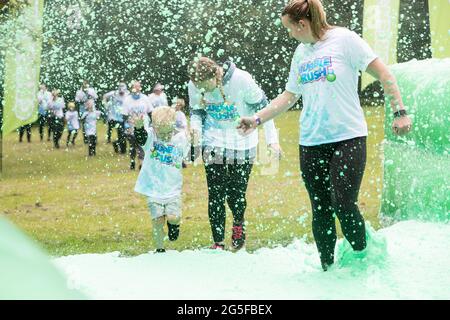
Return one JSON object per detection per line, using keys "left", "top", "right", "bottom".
{"left": 188, "top": 57, "right": 282, "bottom": 251}
{"left": 238, "top": 0, "right": 412, "bottom": 271}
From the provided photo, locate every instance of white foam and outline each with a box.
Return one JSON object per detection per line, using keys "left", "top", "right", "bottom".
{"left": 53, "top": 221, "right": 450, "bottom": 299}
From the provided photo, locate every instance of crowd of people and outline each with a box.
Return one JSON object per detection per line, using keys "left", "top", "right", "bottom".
{"left": 16, "top": 0, "right": 413, "bottom": 271}
{"left": 20, "top": 80, "right": 187, "bottom": 168}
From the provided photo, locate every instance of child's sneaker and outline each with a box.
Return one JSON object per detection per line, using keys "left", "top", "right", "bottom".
{"left": 231, "top": 223, "right": 246, "bottom": 250}
{"left": 167, "top": 222, "right": 180, "bottom": 241}
{"left": 154, "top": 248, "right": 166, "bottom": 253}
{"left": 210, "top": 243, "right": 225, "bottom": 250}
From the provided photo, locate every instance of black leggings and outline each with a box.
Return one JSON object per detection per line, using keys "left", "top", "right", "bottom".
{"left": 18, "top": 124, "right": 32, "bottom": 142}
{"left": 51, "top": 117, "right": 64, "bottom": 148}
{"left": 111, "top": 121, "right": 127, "bottom": 154}
{"left": 204, "top": 151, "right": 253, "bottom": 243}
{"left": 38, "top": 114, "right": 47, "bottom": 140}
{"left": 67, "top": 130, "right": 78, "bottom": 145}
{"left": 127, "top": 133, "right": 144, "bottom": 164}
{"left": 300, "top": 136, "right": 367, "bottom": 269}
{"left": 87, "top": 135, "right": 97, "bottom": 156}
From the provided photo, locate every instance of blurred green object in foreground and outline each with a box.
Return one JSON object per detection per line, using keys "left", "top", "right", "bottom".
{"left": 380, "top": 58, "right": 450, "bottom": 224}
{"left": 0, "top": 217, "right": 86, "bottom": 299}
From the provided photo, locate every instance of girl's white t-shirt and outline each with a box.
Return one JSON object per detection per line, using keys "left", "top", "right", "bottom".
{"left": 189, "top": 66, "right": 278, "bottom": 150}
{"left": 286, "top": 27, "right": 377, "bottom": 146}
{"left": 65, "top": 110, "right": 80, "bottom": 130}
{"left": 82, "top": 110, "right": 101, "bottom": 136}
{"left": 50, "top": 97, "right": 65, "bottom": 118}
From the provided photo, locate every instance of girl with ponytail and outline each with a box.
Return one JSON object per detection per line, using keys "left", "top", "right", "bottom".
{"left": 188, "top": 57, "right": 281, "bottom": 251}
{"left": 238, "top": 0, "right": 412, "bottom": 270}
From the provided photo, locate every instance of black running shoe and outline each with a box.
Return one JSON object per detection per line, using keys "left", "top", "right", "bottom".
{"left": 130, "top": 161, "right": 136, "bottom": 170}
{"left": 167, "top": 222, "right": 180, "bottom": 241}
{"left": 155, "top": 248, "right": 166, "bottom": 253}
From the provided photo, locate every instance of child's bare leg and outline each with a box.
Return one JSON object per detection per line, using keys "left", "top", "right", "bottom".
{"left": 152, "top": 216, "right": 166, "bottom": 250}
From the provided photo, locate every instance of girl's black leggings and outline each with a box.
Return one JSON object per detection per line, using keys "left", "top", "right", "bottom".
{"left": 204, "top": 150, "right": 253, "bottom": 243}
{"left": 300, "top": 136, "right": 367, "bottom": 270}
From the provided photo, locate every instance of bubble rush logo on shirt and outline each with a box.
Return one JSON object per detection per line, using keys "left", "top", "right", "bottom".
{"left": 298, "top": 56, "right": 336, "bottom": 84}
{"left": 150, "top": 142, "right": 181, "bottom": 169}
{"left": 206, "top": 103, "right": 240, "bottom": 122}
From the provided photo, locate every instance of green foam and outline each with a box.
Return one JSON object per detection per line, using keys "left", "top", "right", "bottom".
{"left": 380, "top": 58, "right": 450, "bottom": 223}
{"left": 0, "top": 217, "right": 86, "bottom": 299}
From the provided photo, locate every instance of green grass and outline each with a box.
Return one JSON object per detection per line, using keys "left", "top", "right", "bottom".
{"left": 0, "top": 108, "right": 385, "bottom": 256}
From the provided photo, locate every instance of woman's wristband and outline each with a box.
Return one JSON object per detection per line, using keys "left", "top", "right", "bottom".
{"left": 253, "top": 114, "right": 262, "bottom": 127}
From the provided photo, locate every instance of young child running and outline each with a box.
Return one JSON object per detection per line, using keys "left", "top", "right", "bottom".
{"left": 81, "top": 100, "right": 101, "bottom": 156}
{"left": 133, "top": 106, "right": 189, "bottom": 253}
{"left": 65, "top": 102, "right": 80, "bottom": 147}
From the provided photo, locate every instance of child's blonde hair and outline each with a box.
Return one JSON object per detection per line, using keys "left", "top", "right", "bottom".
{"left": 152, "top": 106, "right": 176, "bottom": 131}
{"left": 68, "top": 102, "right": 76, "bottom": 109}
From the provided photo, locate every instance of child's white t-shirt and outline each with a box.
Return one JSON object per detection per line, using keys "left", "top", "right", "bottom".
{"left": 65, "top": 110, "right": 80, "bottom": 130}
{"left": 122, "top": 94, "right": 154, "bottom": 134}
{"left": 286, "top": 27, "right": 377, "bottom": 146}
{"left": 104, "top": 90, "right": 129, "bottom": 122}
{"left": 82, "top": 111, "right": 101, "bottom": 136}
{"left": 134, "top": 128, "right": 189, "bottom": 203}
{"left": 188, "top": 65, "right": 278, "bottom": 150}
{"left": 50, "top": 97, "right": 65, "bottom": 118}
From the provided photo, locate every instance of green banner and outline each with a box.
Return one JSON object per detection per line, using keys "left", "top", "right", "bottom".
{"left": 429, "top": 0, "right": 450, "bottom": 58}
{"left": 2, "top": 0, "right": 44, "bottom": 135}
{"left": 361, "top": 0, "right": 400, "bottom": 89}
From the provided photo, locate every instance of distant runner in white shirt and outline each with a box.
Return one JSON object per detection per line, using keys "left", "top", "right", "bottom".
{"left": 48, "top": 89, "right": 65, "bottom": 149}
{"left": 103, "top": 82, "right": 129, "bottom": 154}
{"left": 37, "top": 83, "right": 52, "bottom": 142}
{"left": 75, "top": 80, "right": 98, "bottom": 144}
{"left": 122, "top": 80, "right": 154, "bottom": 170}
{"left": 81, "top": 100, "right": 101, "bottom": 157}
{"left": 148, "top": 83, "right": 169, "bottom": 109}
{"left": 65, "top": 102, "right": 80, "bottom": 147}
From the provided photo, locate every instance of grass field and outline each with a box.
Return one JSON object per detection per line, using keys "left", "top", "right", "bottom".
{"left": 0, "top": 108, "right": 385, "bottom": 257}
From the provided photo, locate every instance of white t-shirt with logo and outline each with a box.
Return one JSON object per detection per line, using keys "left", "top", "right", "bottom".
{"left": 148, "top": 92, "right": 169, "bottom": 108}
{"left": 134, "top": 128, "right": 189, "bottom": 203}
{"left": 286, "top": 27, "right": 377, "bottom": 146}
{"left": 122, "top": 94, "right": 154, "bottom": 134}
{"left": 189, "top": 67, "right": 278, "bottom": 150}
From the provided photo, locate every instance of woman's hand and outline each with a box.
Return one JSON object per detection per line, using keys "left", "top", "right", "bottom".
{"left": 236, "top": 117, "right": 257, "bottom": 135}
{"left": 392, "top": 115, "right": 412, "bottom": 136}
{"left": 268, "top": 143, "right": 283, "bottom": 159}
